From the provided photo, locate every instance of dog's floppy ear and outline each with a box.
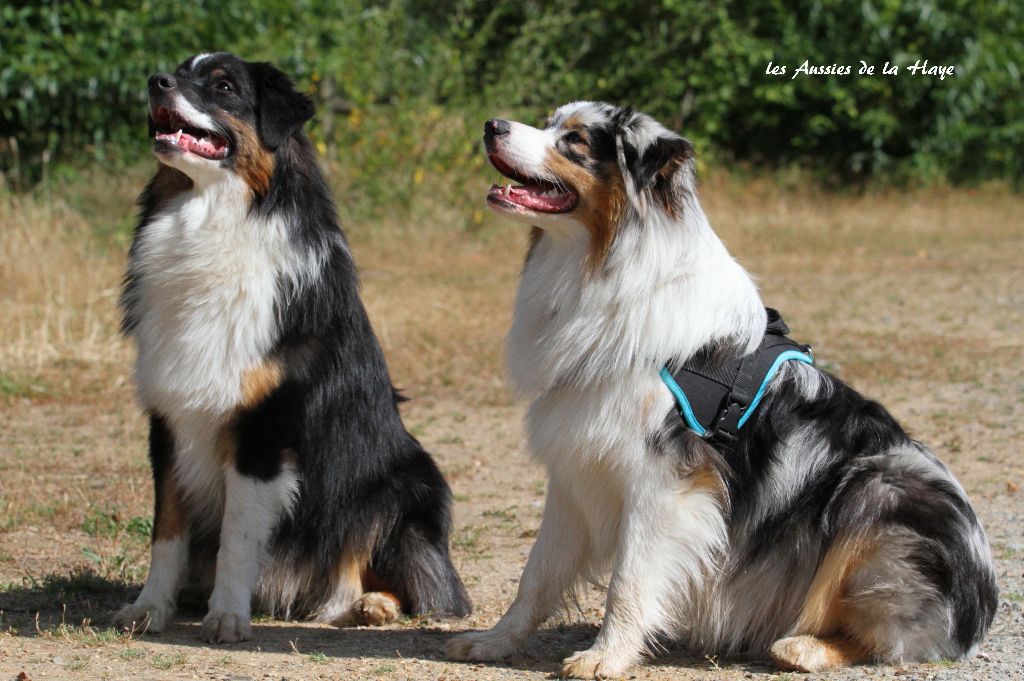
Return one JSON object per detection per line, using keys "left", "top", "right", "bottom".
{"left": 250, "top": 61, "right": 315, "bottom": 150}
{"left": 631, "top": 136, "right": 694, "bottom": 191}
{"left": 614, "top": 110, "right": 695, "bottom": 214}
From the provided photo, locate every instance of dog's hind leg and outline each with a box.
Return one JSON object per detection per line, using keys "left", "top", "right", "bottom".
{"left": 376, "top": 525, "right": 471, "bottom": 621}
{"left": 769, "top": 529, "right": 878, "bottom": 672}
{"left": 363, "top": 450, "right": 472, "bottom": 624}
{"left": 318, "top": 548, "right": 402, "bottom": 627}
{"left": 770, "top": 635, "right": 870, "bottom": 672}
{"left": 561, "top": 465, "right": 727, "bottom": 680}
{"left": 772, "top": 448, "right": 997, "bottom": 672}
{"left": 769, "top": 528, "right": 941, "bottom": 672}
{"left": 447, "top": 480, "right": 586, "bottom": 661}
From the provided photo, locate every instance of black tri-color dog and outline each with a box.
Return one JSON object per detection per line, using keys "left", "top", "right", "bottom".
{"left": 114, "top": 52, "right": 470, "bottom": 643}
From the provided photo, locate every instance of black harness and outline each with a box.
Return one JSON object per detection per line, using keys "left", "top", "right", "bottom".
{"left": 660, "top": 308, "right": 813, "bottom": 448}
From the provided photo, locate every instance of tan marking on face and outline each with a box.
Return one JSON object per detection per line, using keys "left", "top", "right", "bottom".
{"left": 770, "top": 634, "right": 871, "bottom": 672}
{"left": 544, "top": 152, "right": 626, "bottom": 269}
{"left": 239, "top": 359, "right": 283, "bottom": 409}
{"left": 794, "top": 533, "right": 873, "bottom": 635}
{"left": 153, "top": 471, "right": 186, "bottom": 540}
{"left": 224, "top": 114, "right": 275, "bottom": 195}
{"left": 562, "top": 114, "right": 583, "bottom": 130}
{"left": 560, "top": 115, "right": 591, "bottom": 144}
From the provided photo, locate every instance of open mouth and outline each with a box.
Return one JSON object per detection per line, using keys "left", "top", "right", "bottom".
{"left": 486, "top": 154, "right": 578, "bottom": 214}
{"left": 151, "top": 106, "right": 230, "bottom": 160}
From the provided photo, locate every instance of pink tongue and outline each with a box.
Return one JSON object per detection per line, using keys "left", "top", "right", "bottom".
{"left": 507, "top": 184, "right": 574, "bottom": 211}
{"left": 156, "top": 130, "right": 226, "bottom": 159}
{"left": 179, "top": 133, "right": 225, "bottom": 158}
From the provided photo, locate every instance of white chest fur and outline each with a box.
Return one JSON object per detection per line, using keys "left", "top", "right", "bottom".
{"left": 129, "top": 176, "right": 310, "bottom": 419}
{"left": 507, "top": 209, "right": 765, "bottom": 467}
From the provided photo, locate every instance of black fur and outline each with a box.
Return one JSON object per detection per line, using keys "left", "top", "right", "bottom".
{"left": 654, "top": 365, "right": 998, "bottom": 656}
{"left": 249, "top": 61, "right": 315, "bottom": 150}
{"left": 547, "top": 103, "right": 696, "bottom": 212}
{"left": 122, "top": 52, "right": 470, "bottom": 624}
{"left": 147, "top": 415, "right": 176, "bottom": 536}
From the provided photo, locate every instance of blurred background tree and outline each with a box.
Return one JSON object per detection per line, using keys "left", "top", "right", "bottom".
{"left": 1, "top": 0, "right": 1020, "bottom": 190}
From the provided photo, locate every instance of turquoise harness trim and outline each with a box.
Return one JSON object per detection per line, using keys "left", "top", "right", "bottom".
{"left": 660, "top": 349, "right": 813, "bottom": 437}
{"left": 735, "top": 349, "right": 814, "bottom": 428}
{"left": 659, "top": 367, "right": 707, "bottom": 436}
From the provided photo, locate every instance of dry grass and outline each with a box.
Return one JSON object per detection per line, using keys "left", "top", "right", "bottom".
{"left": 0, "top": 189, "right": 131, "bottom": 404}
{"left": 3, "top": 167, "right": 1020, "bottom": 405}
{"left": 0, "top": 167, "right": 1022, "bottom": 679}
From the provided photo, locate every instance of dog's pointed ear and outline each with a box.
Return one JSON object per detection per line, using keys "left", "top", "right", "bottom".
{"left": 250, "top": 62, "right": 315, "bottom": 150}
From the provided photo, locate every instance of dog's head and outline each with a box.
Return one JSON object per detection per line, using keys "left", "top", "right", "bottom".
{"left": 484, "top": 101, "right": 695, "bottom": 263}
{"left": 147, "top": 52, "right": 314, "bottom": 193}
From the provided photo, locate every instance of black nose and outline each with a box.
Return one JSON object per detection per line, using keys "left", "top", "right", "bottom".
{"left": 149, "top": 73, "right": 177, "bottom": 94}
{"left": 484, "top": 119, "right": 510, "bottom": 152}
{"left": 484, "top": 119, "right": 510, "bottom": 141}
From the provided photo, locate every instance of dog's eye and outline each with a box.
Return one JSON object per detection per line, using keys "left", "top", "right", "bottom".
{"left": 563, "top": 131, "right": 587, "bottom": 146}
{"left": 214, "top": 80, "right": 234, "bottom": 94}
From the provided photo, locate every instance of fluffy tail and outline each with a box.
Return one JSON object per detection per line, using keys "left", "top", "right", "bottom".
{"left": 370, "top": 446, "right": 472, "bottom": 617}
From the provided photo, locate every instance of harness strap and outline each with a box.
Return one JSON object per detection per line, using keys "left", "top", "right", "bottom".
{"left": 660, "top": 308, "right": 813, "bottom": 448}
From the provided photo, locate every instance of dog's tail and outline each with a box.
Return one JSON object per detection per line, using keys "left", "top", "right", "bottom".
{"left": 370, "top": 444, "right": 472, "bottom": 618}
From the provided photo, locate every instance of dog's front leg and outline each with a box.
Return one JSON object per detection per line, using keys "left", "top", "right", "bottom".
{"left": 114, "top": 537, "right": 188, "bottom": 634}
{"left": 114, "top": 415, "right": 187, "bottom": 634}
{"left": 447, "top": 481, "right": 586, "bottom": 661}
{"left": 562, "top": 467, "right": 726, "bottom": 679}
{"left": 201, "top": 465, "right": 296, "bottom": 643}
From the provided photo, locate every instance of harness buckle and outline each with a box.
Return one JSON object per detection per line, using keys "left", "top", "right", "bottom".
{"left": 706, "top": 401, "right": 744, "bottom": 445}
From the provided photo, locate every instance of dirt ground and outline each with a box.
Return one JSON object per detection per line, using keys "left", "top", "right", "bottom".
{"left": 1, "top": 178, "right": 1022, "bottom": 680}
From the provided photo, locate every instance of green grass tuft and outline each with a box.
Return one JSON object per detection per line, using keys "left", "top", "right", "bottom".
{"left": 151, "top": 652, "right": 187, "bottom": 669}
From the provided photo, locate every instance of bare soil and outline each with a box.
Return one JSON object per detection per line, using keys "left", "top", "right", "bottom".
{"left": 1, "top": 177, "right": 1022, "bottom": 680}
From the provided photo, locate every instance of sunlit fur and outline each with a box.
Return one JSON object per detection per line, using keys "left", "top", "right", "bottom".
{"left": 447, "top": 101, "right": 996, "bottom": 677}
{"left": 115, "top": 53, "right": 470, "bottom": 643}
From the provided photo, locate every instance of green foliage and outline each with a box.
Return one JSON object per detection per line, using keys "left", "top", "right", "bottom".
{"left": 1, "top": 0, "right": 1020, "bottom": 188}
{"left": 432, "top": 0, "right": 1022, "bottom": 183}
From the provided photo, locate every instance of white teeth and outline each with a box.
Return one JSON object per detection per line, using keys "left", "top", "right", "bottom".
{"left": 173, "top": 129, "right": 183, "bottom": 143}
{"left": 505, "top": 184, "right": 512, "bottom": 196}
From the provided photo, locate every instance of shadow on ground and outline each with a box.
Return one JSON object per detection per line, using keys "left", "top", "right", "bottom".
{"left": 0, "top": 570, "right": 773, "bottom": 676}
{"left": 0, "top": 568, "right": 139, "bottom": 627}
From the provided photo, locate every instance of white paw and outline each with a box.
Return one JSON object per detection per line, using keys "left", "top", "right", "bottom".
{"left": 113, "top": 601, "right": 172, "bottom": 634}
{"left": 445, "top": 629, "right": 522, "bottom": 661}
{"left": 351, "top": 592, "right": 401, "bottom": 626}
{"left": 560, "top": 648, "right": 632, "bottom": 679}
{"left": 200, "top": 610, "right": 252, "bottom": 643}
